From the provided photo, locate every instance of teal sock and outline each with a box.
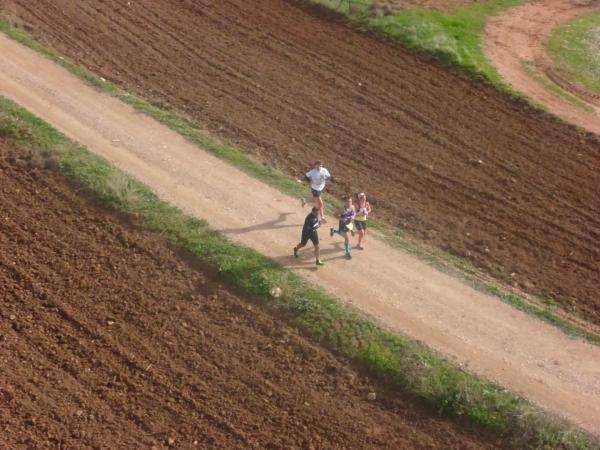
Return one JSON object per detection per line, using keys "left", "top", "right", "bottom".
{"left": 344, "top": 242, "right": 350, "bottom": 253}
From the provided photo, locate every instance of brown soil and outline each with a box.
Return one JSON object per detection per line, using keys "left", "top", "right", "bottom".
{"left": 5, "top": 1, "right": 600, "bottom": 326}
{"left": 0, "top": 140, "right": 498, "bottom": 448}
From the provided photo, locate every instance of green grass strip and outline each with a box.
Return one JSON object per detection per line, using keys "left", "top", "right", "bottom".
{"left": 1, "top": 20, "right": 598, "bottom": 346}
{"left": 2, "top": 96, "right": 599, "bottom": 449}
{"left": 548, "top": 11, "right": 600, "bottom": 95}
{"left": 311, "top": 0, "right": 523, "bottom": 87}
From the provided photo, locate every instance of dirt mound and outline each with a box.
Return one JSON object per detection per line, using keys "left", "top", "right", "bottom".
{"left": 8, "top": 0, "right": 600, "bottom": 324}
{"left": 0, "top": 140, "right": 498, "bottom": 448}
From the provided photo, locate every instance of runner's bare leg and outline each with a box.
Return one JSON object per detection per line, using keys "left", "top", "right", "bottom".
{"left": 316, "top": 196, "right": 325, "bottom": 220}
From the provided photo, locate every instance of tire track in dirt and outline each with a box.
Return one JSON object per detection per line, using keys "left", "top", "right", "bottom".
{"left": 0, "top": 143, "right": 499, "bottom": 449}
{"left": 7, "top": 0, "right": 600, "bottom": 324}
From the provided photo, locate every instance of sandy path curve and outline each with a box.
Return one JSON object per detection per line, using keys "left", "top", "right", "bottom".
{"left": 484, "top": 0, "right": 600, "bottom": 134}
{"left": 1, "top": 34, "right": 600, "bottom": 435}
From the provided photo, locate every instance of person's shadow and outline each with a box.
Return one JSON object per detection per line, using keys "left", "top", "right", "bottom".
{"left": 221, "top": 212, "right": 299, "bottom": 235}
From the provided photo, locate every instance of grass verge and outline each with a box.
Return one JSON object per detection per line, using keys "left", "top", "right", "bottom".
{"left": 311, "top": 0, "right": 523, "bottom": 86}
{"left": 548, "top": 11, "right": 600, "bottom": 95}
{"left": 1, "top": 95, "right": 599, "bottom": 449}
{"left": 1, "top": 20, "right": 598, "bottom": 346}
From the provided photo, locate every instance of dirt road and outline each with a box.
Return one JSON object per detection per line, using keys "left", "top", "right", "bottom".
{"left": 8, "top": 0, "right": 600, "bottom": 326}
{"left": 0, "top": 142, "right": 499, "bottom": 449}
{"left": 485, "top": 0, "right": 600, "bottom": 133}
{"left": 1, "top": 34, "right": 599, "bottom": 435}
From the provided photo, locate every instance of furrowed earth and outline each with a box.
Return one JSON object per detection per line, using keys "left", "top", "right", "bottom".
{"left": 6, "top": 0, "right": 600, "bottom": 325}
{"left": 0, "top": 139, "right": 500, "bottom": 448}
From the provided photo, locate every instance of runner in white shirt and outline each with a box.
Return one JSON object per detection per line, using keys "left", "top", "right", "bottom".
{"left": 301, "top": 160, "right": 331, "bottom": 223}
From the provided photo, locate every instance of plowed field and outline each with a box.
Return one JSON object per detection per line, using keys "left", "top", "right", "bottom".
{"left": 0, "top": 140, "right": 498, "bottom": 448}
{"left": 7, "top": 0, "right": 600, "bottom": 324}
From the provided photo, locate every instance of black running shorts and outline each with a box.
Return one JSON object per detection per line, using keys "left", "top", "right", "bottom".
{"left": 300, "top": 231, "right": 319, "bottom": 246}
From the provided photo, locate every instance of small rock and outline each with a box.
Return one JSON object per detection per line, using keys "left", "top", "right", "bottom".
{"left": 167, "top": 437, "right": 175, "bottom": 446}
{"left": 270, "top": 287, "right": 282, "bottom": 298}
{"left": 367, "top": 392, "right": 377, "bottom": 401}
{"left": 9, "top": 315, "right": 16, "bottom": 321}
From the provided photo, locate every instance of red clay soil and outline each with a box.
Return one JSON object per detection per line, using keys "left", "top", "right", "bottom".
{"left": 7, "top": 0, "right": 600, "bottom": 324}
{"left": 0, "top": 140, "right": 499, "bottom": 449}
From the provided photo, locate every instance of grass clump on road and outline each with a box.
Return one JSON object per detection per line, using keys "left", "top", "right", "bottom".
{"left": 548, "top": 11, "right": 600, "bottom": 95}
{"left": 312, "top": 0, "right": 523, "bottom": 86}
{"left": 2, "top": 95, "right": 599, "bottom": 449}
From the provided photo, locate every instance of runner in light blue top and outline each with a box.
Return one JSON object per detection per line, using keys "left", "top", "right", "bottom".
{"left": 330, "top": 198, "right": 356, "bottom": 259}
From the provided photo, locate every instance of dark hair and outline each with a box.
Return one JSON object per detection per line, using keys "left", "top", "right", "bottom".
{"left": 311, "top": 206, "right": 319, "bottom": 212}
{"left": 314, "top": 160, "right": 322, "bottom": 166}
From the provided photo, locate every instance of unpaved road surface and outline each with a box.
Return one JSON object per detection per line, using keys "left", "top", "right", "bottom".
{"left": 1, "top": 34, "right": 600, "bottom": 435}
{"left": 485, "top": 0, "right": 600, "bottom": 133}
{"left": 8, "top": 0, "right": 600, "bottom": 326}
{"left": 0, "top": 143, "right": 500, "bottom": 449}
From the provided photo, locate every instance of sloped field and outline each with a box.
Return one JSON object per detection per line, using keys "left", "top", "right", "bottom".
{"left": 7, "top": 0, "right": 600, "bottom": 326}
{"left": 0, "top": 140, "right": 498, "bottom": 448}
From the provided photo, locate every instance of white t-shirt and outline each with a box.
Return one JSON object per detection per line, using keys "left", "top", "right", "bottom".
{"left": 305, "top": 167, "right": 331, "bottom": 192}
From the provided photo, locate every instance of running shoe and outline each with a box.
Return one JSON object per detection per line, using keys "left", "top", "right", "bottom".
{"left": 320, "top": 217, "right": 327, "bottom": 224}
{"left": 300, "top": 198, "right": 306, "bottom": 207}
{"left": 316, "top": 260, "right": 325, "bottom": 266}
{"left": 346, "top": 252, "right": 352, "bottom": 260}
{"left": 356, "top": 244, "right": 364, "bottom": 250}
{"left": 330, "top": 228, "right": 335, "bottom": 237}
{"left": 293, "top": 247, "right": 299, "bottom": 258}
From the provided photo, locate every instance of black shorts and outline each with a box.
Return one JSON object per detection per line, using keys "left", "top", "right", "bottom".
{"left": 311, "top": 188, "right": 323, "bottom": 198}
{"left": 354, "top": 220, "right": 367, "bottom": 231}
{"left": 300, "top": 231, "right": 319, "bottom": 246}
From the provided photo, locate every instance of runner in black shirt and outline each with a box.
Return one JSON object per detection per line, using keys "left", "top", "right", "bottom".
{"left": 294, "top": 207, "right": 325, "bottom": 266}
